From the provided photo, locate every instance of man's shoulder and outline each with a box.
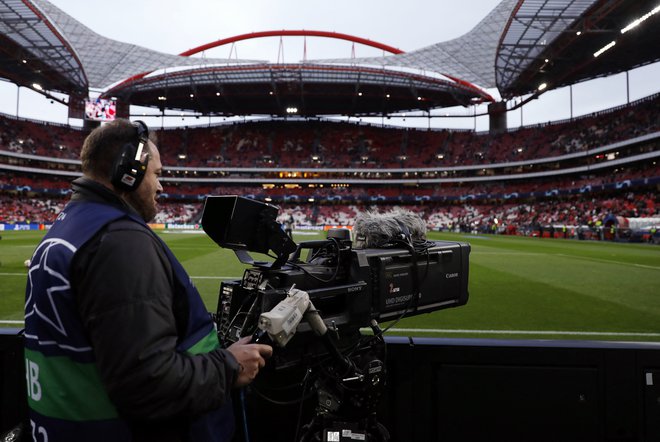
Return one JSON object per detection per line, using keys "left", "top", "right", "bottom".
{"left": 100, "top": 219, "right": 162, "bottom": 253}
{"left": 105, "top": 217, "right": 152, "bottom": 234}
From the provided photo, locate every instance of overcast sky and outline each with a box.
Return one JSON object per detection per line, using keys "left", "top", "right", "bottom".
{"left": 0, "top": 0, "right": 658, "bottom": 131}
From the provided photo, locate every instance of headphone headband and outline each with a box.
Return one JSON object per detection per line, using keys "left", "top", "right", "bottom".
{"left": 132, "top": 120, "right": 148, "bottom": 162}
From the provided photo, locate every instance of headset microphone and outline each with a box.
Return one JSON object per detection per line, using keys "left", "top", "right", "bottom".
{"left": 110, "top": 120, "right": 149, "bottom": 192}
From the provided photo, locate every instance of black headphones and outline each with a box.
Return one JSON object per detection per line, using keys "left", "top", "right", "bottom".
{"left": 110, "top": 120, "right": 149, "bottom": 192}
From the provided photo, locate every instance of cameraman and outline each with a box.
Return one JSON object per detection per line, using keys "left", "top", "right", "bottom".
{"left": 24, "top": 119, "right": 272, "bottom": 442}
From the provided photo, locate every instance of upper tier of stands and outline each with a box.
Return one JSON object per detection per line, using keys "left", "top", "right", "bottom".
{"left": 1, "top": 94, "right": 658, "bottom": 170}
{"left": 109, "top": 93, "right": 660, "bottom": 168}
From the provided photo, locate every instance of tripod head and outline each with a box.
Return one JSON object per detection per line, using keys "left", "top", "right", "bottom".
{"left": 255, "top": 287, "right": 389, "bottom": 441}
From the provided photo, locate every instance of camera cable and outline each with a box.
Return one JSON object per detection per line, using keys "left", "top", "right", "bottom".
{"left": 239, "top": 388, "right": 251, "bottom": 442}
{"left": 285, "top": 237, "right": 343, "bottom": 284}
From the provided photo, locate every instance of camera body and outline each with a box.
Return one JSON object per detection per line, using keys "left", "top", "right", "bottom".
{"left": 203, "top": 196, "right": 470, "bottom": 368}
{"left": 217, "top": 240, "right": 469, "bottom": 338}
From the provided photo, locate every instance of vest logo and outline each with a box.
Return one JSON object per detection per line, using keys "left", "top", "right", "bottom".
{"left": 26, "top": 358, "right": 42, "bottom": 401}
{"left": 25, "top": 238, "right": 78, "bottom": 338}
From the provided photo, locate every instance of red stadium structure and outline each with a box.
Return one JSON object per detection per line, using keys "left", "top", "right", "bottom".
{"left": 179, "top": 30, "right": 405, "bottom": 57}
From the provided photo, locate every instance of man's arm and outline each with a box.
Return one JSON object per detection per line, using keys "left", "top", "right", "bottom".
{"left": 72, "top": 223, "right": 237, "bottom": 420}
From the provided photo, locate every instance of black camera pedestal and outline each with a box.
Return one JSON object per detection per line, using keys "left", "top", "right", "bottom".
{"left": 298, "top": 332, "right": 389, "bottom": 442}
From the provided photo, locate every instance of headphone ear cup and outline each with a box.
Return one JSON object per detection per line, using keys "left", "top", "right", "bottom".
{"left": 110, "top": 121, "right": 150, "bottom": 192}
{"left": 111, "top": 142, "right": 147, "bottom": 192}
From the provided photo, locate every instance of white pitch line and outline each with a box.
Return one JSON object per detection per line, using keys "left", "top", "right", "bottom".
{"left": 0, "top": 273, "right": 238, "bottom": 279}
{"left": 555, "top": 253, "right": 660, "bottom": 270}
{"left": 471, "top": 251, "right": 546, "bottom": 256}
{"left": 190, "top": 276, "right": 239, "bottom": 280}
{"left": 385, "top": 328, "right": 660, "bottom": 337}
{"left": 3, "top": 321, "right": 660, "bottom": 338}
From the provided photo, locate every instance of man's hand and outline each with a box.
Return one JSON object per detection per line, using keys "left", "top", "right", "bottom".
{"left": 227, "top": 336, "right": 273, "bottom": 387}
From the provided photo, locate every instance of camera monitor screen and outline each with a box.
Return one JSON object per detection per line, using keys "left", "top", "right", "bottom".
{"left": 201, "top": 195, "right": 279, "bottom": 255}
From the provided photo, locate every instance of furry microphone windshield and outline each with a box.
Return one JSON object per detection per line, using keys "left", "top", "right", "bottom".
{"left": 353, "top": 208, "right": 427, "bottom": 249}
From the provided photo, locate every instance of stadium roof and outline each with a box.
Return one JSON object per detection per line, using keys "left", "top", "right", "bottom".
{"left": 495, "top": 0, "right": 660, "bottom": 97}
{"left": 0, "top": 0, "right": 254, "bottom": 97}
{"left": 314, "top": 0, "right": 519, "bottom": 90}
{"left": 0, "top": 0, "right": 658, "bottom": 115}
{"left": 100, "top": 63, "right": 493, "bottom": 117}
{"left": 0, "top": 0, "right": 87, "bottom": 97}
{"left": 319, "top": 0, "right": 660, "bottom": 98}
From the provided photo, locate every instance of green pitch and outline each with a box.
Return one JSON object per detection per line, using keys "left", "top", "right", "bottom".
{"left": 2, "top": 229, "right": 659, "bottom": 341}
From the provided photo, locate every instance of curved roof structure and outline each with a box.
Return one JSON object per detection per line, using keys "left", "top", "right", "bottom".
{"left": 1, "top": 0, "right": 658, "bottom": 117}
{"left": 496, "top": 0, "right": 660, "bottom": 97}
{"left": 0, "top": 0, "right": 87, "bottom": 96}
{"left": 28, "top": 0, "right": 259, "bottom": 89}
{"left": 313, "top": 0, "right": 660, "bottom": 98}
{"left": 311, "top": 0, "right": 519, "bottom": 89}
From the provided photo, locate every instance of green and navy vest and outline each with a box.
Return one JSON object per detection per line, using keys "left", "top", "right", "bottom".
{"left": 24, "top": 201, "right": 233, "bottom": 441}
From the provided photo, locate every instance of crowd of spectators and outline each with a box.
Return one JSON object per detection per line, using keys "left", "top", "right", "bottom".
{"left": 1, "top": 94, "right": 658, "bottom": 169}
{"left": 1, "top": 94, "right": 658, "bottom": 236}
{"left": 275, "top": 192, "right": 658, "bottom": 230}
{"left": 3, "top": 158, "right": 658, "bottom": 206}
{"left": 0, "top": 195, "right": 66, "bottom": 224}
{"left": 0, "top": 115, "right": 83, "bottom": 159}
{"left": 3, "top": 192, "right": 656, "bottom": 236}
{"left": 154, "top": 93, "right": 659, "bottom": 168}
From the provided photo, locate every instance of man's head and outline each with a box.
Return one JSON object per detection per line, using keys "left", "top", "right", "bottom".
{"left": 81, "top": 119, "right": 163, "bottom": 222}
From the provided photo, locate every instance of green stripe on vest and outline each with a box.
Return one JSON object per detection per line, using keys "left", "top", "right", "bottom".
{"left": 185, "top": 329, "right": 221, "bottom": 355}
{"left": 24, "top": 348, "right": 118, "bottom": 421}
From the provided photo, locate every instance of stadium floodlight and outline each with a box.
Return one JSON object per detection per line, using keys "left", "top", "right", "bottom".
{"left": 32, "top": 83, "right": 43, "bottom": 91}
{"left": 537, "top": 82, "right": 547, "bottom": 91}
{"left": 621, "top": 5, "right": 660, "bottom": 34}
{"left": 593, "top": 41, "right": 616, "bottom": 58}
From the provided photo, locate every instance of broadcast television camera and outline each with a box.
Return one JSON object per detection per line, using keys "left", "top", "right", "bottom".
{"left": 201, "top": 195, "right": 470, "bottom": 441}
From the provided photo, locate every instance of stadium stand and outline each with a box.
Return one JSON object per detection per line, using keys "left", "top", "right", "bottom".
{"left": 1, "top": 95, "right": 658, "bottom": 241}
{"left": 1, "top": 93, "right": 658, "bottom": 168}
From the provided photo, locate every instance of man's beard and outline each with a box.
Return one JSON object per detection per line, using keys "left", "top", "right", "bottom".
{"left": 124, "top": 191, "right": 157, "bottom": 222}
